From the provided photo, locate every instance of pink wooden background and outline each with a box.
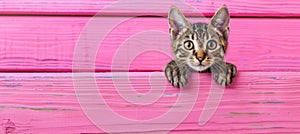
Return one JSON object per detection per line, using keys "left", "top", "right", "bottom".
{"left": 0, "top": 0, "right": 300, "bottom": 133}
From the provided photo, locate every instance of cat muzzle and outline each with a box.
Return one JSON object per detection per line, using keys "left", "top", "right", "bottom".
{"left": 195, "top": 50, "right": 206, "bottom": 62}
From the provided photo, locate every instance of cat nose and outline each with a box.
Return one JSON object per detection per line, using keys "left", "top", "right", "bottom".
{"left": 195, "top": 50, "right": 206, "bottom": 61}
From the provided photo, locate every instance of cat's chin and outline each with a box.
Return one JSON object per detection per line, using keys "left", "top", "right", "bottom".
{"left": 188, "top": 64, "right": 210, "bottom": 72}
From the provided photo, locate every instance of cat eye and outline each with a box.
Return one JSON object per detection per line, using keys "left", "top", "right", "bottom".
{"left": 207, "top": 40, "right": 217, "bottom": 50}
{"left": 184, "top": 41, "right": 194, "bottom": 50}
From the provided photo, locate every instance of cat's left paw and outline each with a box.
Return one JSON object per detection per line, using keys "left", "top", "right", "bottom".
{"left": 164, "top": 60, "right": 189, "bottom": 88}
{"left": 213, "top": 63, "right": 237, "bottom": 86}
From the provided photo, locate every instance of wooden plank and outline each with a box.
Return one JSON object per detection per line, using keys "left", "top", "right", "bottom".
{"left": 0, "top": 17, "right": 300, "bottom": 72}
{"left": 0, "top": 72, "right": 299, "bottom": 133}
{"left": 0, "top": 0, "right": 300, "bottom": 17}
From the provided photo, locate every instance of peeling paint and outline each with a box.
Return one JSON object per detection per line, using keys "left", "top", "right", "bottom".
{"left": 0, "top": 106, "right": 75, "bottom": 111}
{"left": 228, "top": 112, "right": 262, "bottom": 116}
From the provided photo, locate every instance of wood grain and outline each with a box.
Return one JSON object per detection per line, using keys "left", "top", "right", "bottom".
{"left": 0, "top": 17, "right": 300, "bottom": 72}
{"left": 0, "top": 1, "right": 298, "bottom": 134}
{"left": 0, "top": 72, "right": 299, "bottom": 133}
{"left": 1, "top": 0, "right": 300, "bottom": 17}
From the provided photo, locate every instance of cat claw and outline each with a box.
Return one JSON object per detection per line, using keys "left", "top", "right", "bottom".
{"left": 164, "top": 60, "right": 189, "bottom": 88}
{"left": 213, "top": 63, "right": 237, "bottom": 86}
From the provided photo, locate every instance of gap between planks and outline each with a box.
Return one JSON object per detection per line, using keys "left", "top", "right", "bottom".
{"left": 2, "top": 13, "right": 300, "bottom": 19}
{"left": 1, "top": 0, "right": 300, "bottom": 17}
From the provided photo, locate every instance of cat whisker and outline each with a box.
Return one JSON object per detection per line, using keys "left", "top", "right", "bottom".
{"left": 165, "top": 6, "right": 236, "bottom": 87}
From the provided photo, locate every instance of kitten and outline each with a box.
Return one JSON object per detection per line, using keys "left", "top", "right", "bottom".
{"left": 164, "top": 6, "right": 237, "bottom": 88}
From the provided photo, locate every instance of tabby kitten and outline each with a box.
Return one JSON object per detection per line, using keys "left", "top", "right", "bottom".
{"left": 164, "top": 6, "right": 237, "bottom": 88}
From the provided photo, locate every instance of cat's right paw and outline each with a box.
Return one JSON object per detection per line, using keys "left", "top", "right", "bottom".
{"left": 213, "top": 62, "right": 237, "bottom": 86}
{"left": 164, "top": 60, "right": 189, "bottom": 88}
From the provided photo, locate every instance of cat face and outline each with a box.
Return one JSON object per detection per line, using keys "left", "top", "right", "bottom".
{"left": 168, "top": 6, "right": 230, "bottom": 71}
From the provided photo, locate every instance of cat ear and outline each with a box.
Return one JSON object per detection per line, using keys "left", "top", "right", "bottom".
{"left": 168, "top": 6, "right": 191, "bottom": 40}
{"left": 209, "top": 6, "right": 230, "bottom": 34}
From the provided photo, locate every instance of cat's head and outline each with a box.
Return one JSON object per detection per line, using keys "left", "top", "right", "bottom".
{"left": 168, "top": 6, "right": 230, "bottom": 71}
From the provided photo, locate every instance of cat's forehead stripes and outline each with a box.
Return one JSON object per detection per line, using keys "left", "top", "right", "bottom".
{"left": 166, "top": 6, "right": 236, "bottom": 86}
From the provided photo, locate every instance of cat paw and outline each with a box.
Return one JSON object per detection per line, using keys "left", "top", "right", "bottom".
{"left": 213, "top": 63, "right": 237, "bottom": 86}
{"left": 164, "top": 60, "right": 189, "bottom": 88}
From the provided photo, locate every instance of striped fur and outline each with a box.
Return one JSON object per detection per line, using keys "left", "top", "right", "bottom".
{"left": 164, "top": 6, "right": 237, "bottom": 88}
